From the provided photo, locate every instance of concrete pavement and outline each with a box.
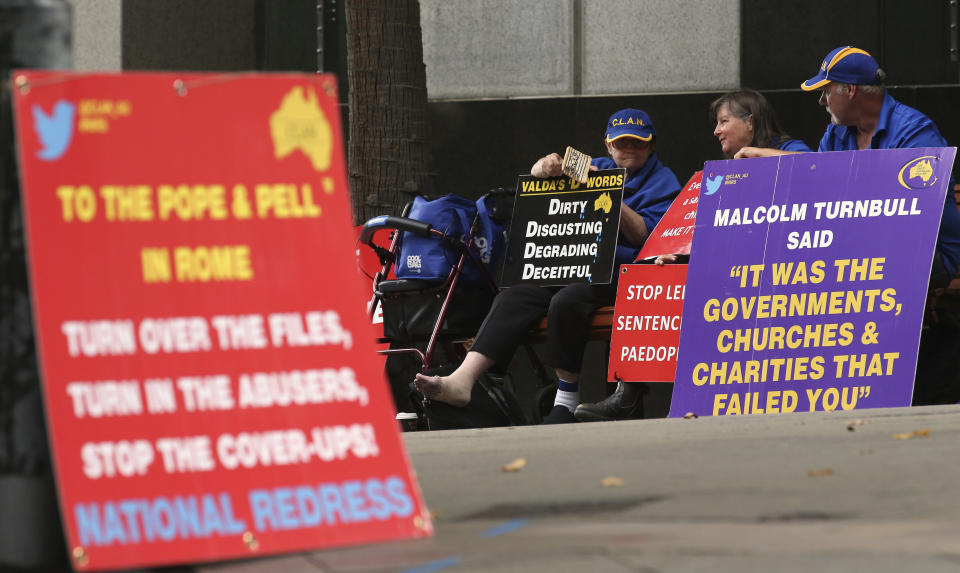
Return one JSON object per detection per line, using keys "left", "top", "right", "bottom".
{"left": 199, "top": 404, "right": 960, "bottom": 572}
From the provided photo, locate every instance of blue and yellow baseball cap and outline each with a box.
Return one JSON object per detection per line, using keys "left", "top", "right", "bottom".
{"left": 801, "top": 46, "right": 883, "bottom": 91}
{"left": 605, "top": 108, "right": 655, "bottom": 142}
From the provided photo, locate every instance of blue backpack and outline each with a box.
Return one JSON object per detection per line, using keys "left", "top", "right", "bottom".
{"left": 395, "top": 193, "right": 507, "bottom": 285}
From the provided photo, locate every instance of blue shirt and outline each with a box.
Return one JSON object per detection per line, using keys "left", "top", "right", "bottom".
{"left": 593, "top": 153, "right": 682, "bottom": 266}
{"left": 817, "top": 92, "right": 960, "bottom": 277}
{"left": 777, "top": 138, "right": 812, "bottom": 152}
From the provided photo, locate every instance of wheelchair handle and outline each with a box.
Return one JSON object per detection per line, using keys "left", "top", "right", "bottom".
{"left": 359, "top": 215, "right": 432, "bottom": 245}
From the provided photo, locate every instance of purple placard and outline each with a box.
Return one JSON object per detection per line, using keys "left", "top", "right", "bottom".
{"left": 669, "top": 148, "right": 956, "bottom": 417}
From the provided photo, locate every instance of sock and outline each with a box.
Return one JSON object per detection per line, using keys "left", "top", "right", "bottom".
{"left": 554, "top": 378, "right": 580, "bottom": 413}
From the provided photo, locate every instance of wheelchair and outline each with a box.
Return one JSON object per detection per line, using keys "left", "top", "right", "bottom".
{"left": 357, "top": 189, "right": 555, "bottom": 429}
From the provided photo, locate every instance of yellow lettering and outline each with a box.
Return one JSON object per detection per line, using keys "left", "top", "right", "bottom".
{"left": 810, "top": 356, "right": 825, "bottom": 379}
{"left": 869, "top": 257, "right": 885, "bottom": 280}
{"left": 141, "top": 247, "right": 170, "bottom": 283}
{"left": 716, "top": 330, "right": 732, "bottom": 353}
{"left": 880, "top": 288, "right": 897, "bottom": 312}
{"left": 832, "top": 352, "right": 899, "bottom": 378}
{"left": 703, "top": 299, "right": 720, "bottom": 322}
{"left": 78, "top": 117, "right": 108, "bottom": 133}
{"left": 157, "top": 185, "right": 227, "bottom": 221}
{"left": 173, "top": 245, "right": 253, "bottom": 282}
{"left": 727, "top": 393, "right": 742, "bottom": 415}
{"left": 56, "top": 185, "right": 97, "bottom": 222}
{"left": 781, "top": 390, "right": 798, "bottom": 413}
{"left": 833, "top": 258, "right": 850, "bottom": 281}
{"left": 728, "top": 362, "right": 743, "bottom": 384}
{"left": 765, "top": 391, "right": 781, "bottom": 413}
{"left": 713, "top": 393, "right": 727, "bottom": 416}
{"left": 99, "top": 185, "right": 154, "bottom": 221}
{"left": 693, "top": 363, "right": 709, "bottom": 386}
{"left": 255, "top": 184, "right": 322, "bottom": 219}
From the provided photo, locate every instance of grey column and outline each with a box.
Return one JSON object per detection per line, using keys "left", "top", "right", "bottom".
{"left": 0, "top": 0, "right": 72, "bottom": 568}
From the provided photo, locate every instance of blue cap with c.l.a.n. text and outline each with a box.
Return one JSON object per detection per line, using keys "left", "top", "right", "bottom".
{"left": 604, "top": 108, "right": 656, "bottom": 142}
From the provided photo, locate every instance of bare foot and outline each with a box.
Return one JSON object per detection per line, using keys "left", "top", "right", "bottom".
{"left": 413, "top": 373, "right": 472, "bottom": 407}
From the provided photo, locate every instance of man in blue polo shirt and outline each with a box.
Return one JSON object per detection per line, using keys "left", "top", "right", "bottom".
{"left": 738, "top": 45, "right": 960, "bottom": 289}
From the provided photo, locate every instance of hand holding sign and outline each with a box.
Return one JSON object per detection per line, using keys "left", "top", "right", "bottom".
{"left": 561, "top": 146, "right": 592, "bottom": 184}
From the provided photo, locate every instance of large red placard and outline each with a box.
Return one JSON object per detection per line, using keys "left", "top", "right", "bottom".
{"left": 607, "top": 264, "right": 687, "bottom": 383}
{"left": 12, "top": 71, "right": 431, "bottom": 571}
{"left": 636, "top": 171, "right": 701, "bottom": 259}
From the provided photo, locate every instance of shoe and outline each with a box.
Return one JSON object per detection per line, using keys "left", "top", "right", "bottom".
{"left": 541, "top": 405, "right": 577, "bottom": 424}
{"left": 574, "top": 382, "right": 643, "bottom": 422}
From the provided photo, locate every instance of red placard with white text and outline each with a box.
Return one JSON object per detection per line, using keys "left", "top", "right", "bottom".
{"left": 12, "top": 71, "right": 431, "bottom": 571}
{"left": 607, "top": 264, "right": 687, "bottom": 382}
{"left": 636, "top": 171, "right": 701, "bottom": 259}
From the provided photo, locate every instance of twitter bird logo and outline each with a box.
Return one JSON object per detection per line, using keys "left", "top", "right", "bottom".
{"left": 33, "top": 100, "right": 76, "bottom": 161}
{"left": 704, "top": 174, "right": 723, "bottom": 195}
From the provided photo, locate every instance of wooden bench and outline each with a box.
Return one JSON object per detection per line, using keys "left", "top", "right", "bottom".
{"left": 520, "top": 305, "right": 616, "bottom": 393}
{"left": 525, "top": 305, "right": 614, "bottom": 345}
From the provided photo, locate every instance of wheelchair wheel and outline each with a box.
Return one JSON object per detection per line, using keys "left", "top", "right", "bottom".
{"left": 533, "top": 382, "right": 557, "bottom": 424}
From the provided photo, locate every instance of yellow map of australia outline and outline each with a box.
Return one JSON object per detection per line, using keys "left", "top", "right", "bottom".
{"left": 594, "top": 192, "right": 613, "bottom": 214}
{"left": 269, "top": 86, "right": 333, "bottom": 172}
{"left": 909, "top": 159, "right": 934, "bottom": 183}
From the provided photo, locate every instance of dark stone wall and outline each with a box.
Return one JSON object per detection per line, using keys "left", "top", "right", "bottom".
{"left": 122, "top": 0, "right": 258, "bottom": 71}
{"left": 427, "top": 86, "right": 960, "bottom": 203}
{"left": 118, "top": 0, "right": 960, "bottom": 207}
{"left": 123, "top": 0, "right": 960, "bottom": 209}
{"left": 742, "top": 0, "right": 958, "bottom": 89}
{"left": 426, "top": 0, "right": 960, "bottom": 203}
{"left": 122, "top": 0, "right": 319, "bottom": 72}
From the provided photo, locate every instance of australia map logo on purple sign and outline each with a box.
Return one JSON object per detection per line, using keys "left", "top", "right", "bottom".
{"left": 669, "top": 148, "right": 956, "bottom": 417}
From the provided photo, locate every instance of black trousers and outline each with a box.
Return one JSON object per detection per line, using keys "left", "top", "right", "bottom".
{"left": 470, "top": 282, "right": 617, "bottom": 374}
{"left": 930, "top": 251, "right": 952, "bottom": 290}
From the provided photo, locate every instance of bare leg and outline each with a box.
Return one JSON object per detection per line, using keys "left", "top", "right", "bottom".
{"left": 413, "top": 351, "right": 495, "bottom": 407}
{"left": 555, "top": 368, "right": 579, "bottom": 384}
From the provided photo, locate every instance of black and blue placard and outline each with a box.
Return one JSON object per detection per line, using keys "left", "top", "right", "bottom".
{"left": 501, "top": 168, "right": 625, "bottom": 287}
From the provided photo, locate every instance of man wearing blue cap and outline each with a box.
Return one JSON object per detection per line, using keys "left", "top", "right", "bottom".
{"left": 415, "top": 108, "right": 681, "bottom": 423}
{"left": 800, "top": 46, "right": 954, "bottom": 156}
{"left": 738, "top": 46, "right": 960, "bottom": 285}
